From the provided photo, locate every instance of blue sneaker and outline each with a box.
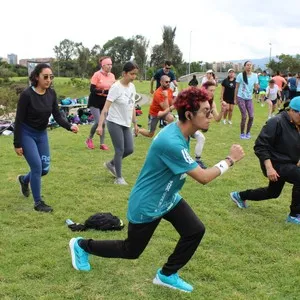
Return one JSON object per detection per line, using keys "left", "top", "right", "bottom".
{"left": 153, "top": 268, "right": 193, "bottom": 293}
{"left": 230, "top": 192, "right": 248, "bottom": 209}
{"left": 245, "top": 133, "right": 251, "bottom": 139}
{"left": 69, "top": 237, "right": 90, "bottom": 271}
{"left": 286, "top": 215, "right": 300, "bottom": 224}
{"left": 240, "top": 133, "right": 247, "bottom": 139}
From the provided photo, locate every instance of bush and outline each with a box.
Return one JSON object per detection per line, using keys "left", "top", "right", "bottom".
{"left": 0, "top": 87, "right": 19, "bottom": 116}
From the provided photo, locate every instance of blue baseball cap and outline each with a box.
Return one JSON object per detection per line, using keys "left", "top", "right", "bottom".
{"left": 289, "top": 97, "right": 300, "bottom": 111}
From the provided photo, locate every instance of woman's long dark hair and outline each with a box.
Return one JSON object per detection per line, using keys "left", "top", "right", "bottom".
{"left": 29, "top": 63, "right": 52, "bottom": 87}
{"left": 242, "top": 61, "right": 250, "bottom": 85}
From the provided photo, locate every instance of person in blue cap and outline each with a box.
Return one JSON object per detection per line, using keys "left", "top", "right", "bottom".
{"left": 230, "top": 96, "right": 300, "bottom": 224}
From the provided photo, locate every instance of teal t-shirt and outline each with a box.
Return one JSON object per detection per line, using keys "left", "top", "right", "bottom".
{"left": 236, "top": 72, "right": 259, "bottom": 100}
{"left": 127, "top": 122, "right": 198, "bottom": 224}
{"left": 258, "top": 75, "right": 270, "bottom": 90}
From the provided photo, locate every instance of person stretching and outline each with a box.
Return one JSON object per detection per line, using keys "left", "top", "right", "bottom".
{"left": 69, "top": 86, "right": 245, "bottom": 293}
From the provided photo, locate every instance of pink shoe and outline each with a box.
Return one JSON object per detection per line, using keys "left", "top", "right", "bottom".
{"left": 86, "top": 138, "right": 95, "bottom": 149}
{"left": 100, "top": 144, "right": 109, "bottom": 150}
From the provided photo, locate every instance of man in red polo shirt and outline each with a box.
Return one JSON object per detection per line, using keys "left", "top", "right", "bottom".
{"left": 139, "top": 75, "right": 174, "bottom": 137}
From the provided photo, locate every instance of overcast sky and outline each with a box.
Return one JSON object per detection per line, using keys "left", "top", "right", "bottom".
{"left": 1, "top": 0, "right": 300, "bottom": 63}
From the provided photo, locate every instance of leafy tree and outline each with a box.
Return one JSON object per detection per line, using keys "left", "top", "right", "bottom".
{"left": 133, "top": 35, "right": 149, "bottom": 80}
{"left": 150, "top": 25, "right": 183, "bottom": 75}
{"left": 101, "top": 36, "right": 134, "bottom": 78}
{"left": 75, "top": 43, "right": 91, "bottom": 78}
{"left": 267, "top": 54, "right": 300, "bottom": 74}
{"left": 53, "top": 39, "right": 75, "bottom": 61}
{"left": 162, "top": 26, "right": 176, "bottom": 61}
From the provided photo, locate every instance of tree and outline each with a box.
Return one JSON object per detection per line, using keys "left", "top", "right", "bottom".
{"left": 162, "top": 26, "right": 176, "bottom": 60}
{"left": 53, "top": 39, "right": 76, "bottom": 77}
{"left": 133, "top": 35, "right": 149, "bottom": 80}
{"left": 53, "top": 39, "right": 75, "bottom": 61}
{"left": 74, "top": 43, "right": 91, "bottom": 78}
{"left": 267, "top": 54, "right": 300, "bottom": 74}
{"left": 101, "top": 36, "right": 134, "bottom": 78}
{"left": 150, "top": 25, "right": 183, "bottom": 75}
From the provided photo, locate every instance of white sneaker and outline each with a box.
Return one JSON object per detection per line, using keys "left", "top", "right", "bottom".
{"left": 228, "top": 120, "right": 232, "bottom": 125}
{"left": 114, "top": 177, "right": 128, "bottom": 185}
{"left": 223, "top": 120, "right": 227, "bottom": 125}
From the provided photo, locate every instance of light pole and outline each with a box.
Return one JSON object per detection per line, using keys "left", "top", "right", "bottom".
{"left": 188, "top": 31, "right": 192, "bottom": 75}
{"left": 269, "top": 42, "right": 272, "bottom": 63}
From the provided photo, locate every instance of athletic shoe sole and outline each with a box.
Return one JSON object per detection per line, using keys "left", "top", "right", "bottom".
{"left": 153, "top": 275, "right": 191, "bottom": 293}
{"left": 69, "top": 238, "right": 80, "bottom": 271}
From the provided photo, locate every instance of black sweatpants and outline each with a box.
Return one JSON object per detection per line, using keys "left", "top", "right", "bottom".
{"left": 79, "top": 199, "right": 205, "bottom": 275}
{"left": 239, "top": 163, "right": 300, "bottom": 216}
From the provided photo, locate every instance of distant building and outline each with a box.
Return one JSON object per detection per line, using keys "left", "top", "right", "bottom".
{"left": 19, "top": 57, "right": 54, "bottom": 67}
{"left": 7, "top": 53, "right": 18, "bottom": 65}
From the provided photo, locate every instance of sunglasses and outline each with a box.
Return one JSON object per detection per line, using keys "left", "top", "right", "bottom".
{"left": 194, "top": 109, "right": 213, "bottom": 118}
{"left": 164, "top": 81, "right": 170, "bottom": 83}
{"left": 205, "top": 109, "right": 213, "bottom": 118}
{"left": 43, "top": 74, "right": 54, "bottom": 80}
{"left": 165, "top": 67, "right": 171, "bottom": 70}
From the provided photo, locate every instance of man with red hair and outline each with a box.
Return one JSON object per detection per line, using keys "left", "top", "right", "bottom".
{"left": 69, "top": 87, "right": 245, "bottom": 293}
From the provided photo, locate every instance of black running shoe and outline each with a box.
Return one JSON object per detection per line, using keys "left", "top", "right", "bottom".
{"left": 17, "top": 175, "right": 30, "bottom": 197}
{"left": 34, "top": 201, "right": 53, "bottom": 213}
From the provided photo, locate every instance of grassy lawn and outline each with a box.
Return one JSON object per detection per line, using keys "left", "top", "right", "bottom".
{"left": 0, "top": 81, "right": 299, "bottom": 299}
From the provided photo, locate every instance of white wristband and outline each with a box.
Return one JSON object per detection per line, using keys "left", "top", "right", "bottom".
{"left": 214, "top": 160, "right": 229, "bottom": 175}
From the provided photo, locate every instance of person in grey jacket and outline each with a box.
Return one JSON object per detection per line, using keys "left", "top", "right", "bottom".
{"left": 230, "top": 96, "right": 300, "bottom": 224}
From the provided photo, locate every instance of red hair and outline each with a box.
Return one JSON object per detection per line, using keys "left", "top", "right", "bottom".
{"left": 174, "top": 87, "right": 209, "bottom": 122}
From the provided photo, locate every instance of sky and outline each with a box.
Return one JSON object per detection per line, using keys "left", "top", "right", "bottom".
{"left": 1, "top": 0, "right": 300, "bottom": 64}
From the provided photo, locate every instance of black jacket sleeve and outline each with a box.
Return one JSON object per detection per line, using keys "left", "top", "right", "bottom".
{"left": 51, "top": 90, "right": 72, "bottom": 130}
{"left": 13, "top": 90, "right": 30, "bottom": 148}
{"left": 254, "top": 118, "right": 280, "bottom": 162}
{"left": 90, "top": 84, "right": 104, "bottom": 95}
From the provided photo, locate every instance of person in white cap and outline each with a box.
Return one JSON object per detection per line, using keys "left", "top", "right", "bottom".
{"left": 201, "top": 70, "right": 216, "bottom": 86}
{"left": 230, "top": 96, "right": 300, "bottom": 224}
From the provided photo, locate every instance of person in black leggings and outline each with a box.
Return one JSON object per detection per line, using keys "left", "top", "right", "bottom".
{"left": 230, "top": 97, "right": 300, "bottom": 224}
{"left": 14, "top": 63, "right": 79, "bottom": 212}
{"left": 69, "top": 87, "right": 245, "bottom": 293}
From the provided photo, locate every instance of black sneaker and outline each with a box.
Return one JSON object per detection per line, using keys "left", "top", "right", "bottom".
{"left": 17, "top": 175, "right": 30, "bottom": 197}
{"left": 196, "top": 158, "right": 207, "bottom": 169}
{"left": 34, "top": 201, "right": 53, "bottom": 213}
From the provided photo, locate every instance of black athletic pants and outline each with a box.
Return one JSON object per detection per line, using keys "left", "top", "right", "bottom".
{"left": 239, "top": 163, "right": 300, "bottom": 216}
{"left": 79, "top": 199, "right": 205, "bottom": 275}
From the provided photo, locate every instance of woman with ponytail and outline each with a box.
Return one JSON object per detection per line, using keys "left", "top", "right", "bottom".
{"left": 234, "top": 61, "right": 259, "bottom": 139}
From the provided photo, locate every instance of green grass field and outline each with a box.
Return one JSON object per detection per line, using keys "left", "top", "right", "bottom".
{"left": 0, "top": 81, "right": 299, "bottom": 299}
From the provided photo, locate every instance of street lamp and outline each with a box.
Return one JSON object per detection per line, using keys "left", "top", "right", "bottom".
{"left": 188, "top": 31, "right": 192, "bottom": 75}
{"left": 269, "top": 42, "right": 272, "bottom": 63}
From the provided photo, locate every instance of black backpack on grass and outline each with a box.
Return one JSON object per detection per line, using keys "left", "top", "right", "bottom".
{"left": 67, "top": 213, "right": 124, "bottom": 232}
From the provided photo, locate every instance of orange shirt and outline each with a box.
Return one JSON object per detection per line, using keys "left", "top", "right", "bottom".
{"left": 90, "top": 70, "right": 115, "bottom": 95}
{"left": 272, "top": 76, "right": 287, "bottom": 91}
{"left": 149, "top": 87, "right": 173, "bottom": 117}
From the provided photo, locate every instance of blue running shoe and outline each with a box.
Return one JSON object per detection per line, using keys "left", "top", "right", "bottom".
{"left": 230, "top": 192, "right": 248, "bottom": 209}
{"left": 245, "top": 133, "right": 251, "bottom": 139}
{"left": 286, "top": 215, "right": 300, "bottom": 224}
{"left": 153, "top": 268, "right": 193, "bottom": 293}
{"left": 240, "top": 133, "right": 247, "bottom": 139}
{"left": 69, "top": 237, "right": 90, "bottom": 271}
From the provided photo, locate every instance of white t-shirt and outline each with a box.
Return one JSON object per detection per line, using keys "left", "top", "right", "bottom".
{"left": 266, "top": 84, "right": 279, "bottom": 101}
{"left": 106, "top": 81, "right": 136, "bottom": 127}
